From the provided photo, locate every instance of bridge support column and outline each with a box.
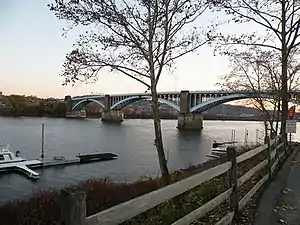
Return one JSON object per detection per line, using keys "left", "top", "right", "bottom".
{"left": 177, "top": 113, "right": 203, "bottom": 130}
{"left": 101, "top": 94, "right": 124, "bottom": 123}
{"left": 101, "top": 110, "right": 124, "bottom": 123}
{"left": 177, "top": 90, "right": 203, "bottom": 130}
{"left": 104, "top": 94, "right": 111, "bottom": 110}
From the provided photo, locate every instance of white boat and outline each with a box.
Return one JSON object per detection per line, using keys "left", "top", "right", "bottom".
{"left": 0, "top": 144, "right": 25, "bottom": 164}
{"left": 0, "top": 145, "right": 41, "bottom": 180}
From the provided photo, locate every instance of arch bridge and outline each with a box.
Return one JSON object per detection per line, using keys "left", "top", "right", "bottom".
{"left": 65, "top": 90, "right": 300, "bottom": 130}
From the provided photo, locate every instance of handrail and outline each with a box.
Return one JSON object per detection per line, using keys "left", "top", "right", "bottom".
{"left": 86, "top": 162, "right": 232, "bottom": 225}
{"left": 171, "top": 188, "right": 233, "bottom": 225}
{"left": 60, "top": 135, "right": 287, "bottom": 225}
{"left": 237, "top": 144, "right": 268, "bottom": 164}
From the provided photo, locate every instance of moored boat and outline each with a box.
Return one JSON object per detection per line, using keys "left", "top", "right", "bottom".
{"left": 0, "top": 145, "right": 25, "bottom": 164}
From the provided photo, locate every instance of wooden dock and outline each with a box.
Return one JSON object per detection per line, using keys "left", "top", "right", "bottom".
{"left": 0, "top": 159, "right": 42, "bottom": 179}
{"left": 77, "top": 152, "right": 118, "bottom": 163}
{"left": 33, "top": 152, "right": 118, "bottom": 168}
{"left": 30, "top": 158, "right": 80, "bottom": 168}
{"left": 0, "top": 124, "right": 118, "bottom": 180}
{"left": 1, "top": 152, "right": 118, "bottom": 179}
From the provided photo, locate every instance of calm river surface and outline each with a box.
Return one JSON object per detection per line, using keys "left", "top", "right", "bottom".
{"left": 0, "top": 117, "right": 297, "bottom": 204}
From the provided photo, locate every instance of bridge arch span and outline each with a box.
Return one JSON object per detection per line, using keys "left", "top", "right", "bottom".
{"left": 110, "top": 96, "right": 180, "bottom": 111}
{"left": 72, "top": 99, "right": 105, "bottom": 111}
{"left": 190, "top": 93, "right": 276, "bottom": 113}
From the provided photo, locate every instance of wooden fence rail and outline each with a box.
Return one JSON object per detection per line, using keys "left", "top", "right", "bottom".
{"left": 60, "top": 135, "right": 288, "bottom": 225}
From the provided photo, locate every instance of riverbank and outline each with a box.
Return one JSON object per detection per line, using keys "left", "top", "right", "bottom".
{"left": 0, "top": 114, "right": 277, "bottom": 122}
{"left": 1, "top": 143, "right": 294, "bottom": 225}
{"left": 0, "top": 114, "right": 65, "bottom": 118}
{"left": 0, "top": 108, "right": 273, "bottom": 121}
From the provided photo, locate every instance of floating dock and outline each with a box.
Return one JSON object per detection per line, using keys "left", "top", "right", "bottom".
{"left": 15, "top": 164, "right": 40, "bottom": 179}
{"left": 31, "top": 158, "right": 80, "bottom": 168}
{"left": 0, "top": 123, "right": 118, "bottom": 180}
{"left": 0, "top": 159, "right": 42, "bottom": 180}
{"left": 207, "top": 140, "right": 237, "bottom": 159}
{"left": 0, "top": 153, "right": 118, "bottom": 180}
{"left": 77, "top": 152, "right": 118, "bottom": 163}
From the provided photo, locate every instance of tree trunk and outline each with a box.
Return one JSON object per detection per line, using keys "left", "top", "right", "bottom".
{"left": 275, "top": 98, "right": 280, "bottom": 135}
{"left": 281, "top": 0, "right": 288, "bottom": 144}
{"left": 264, "top": 119, "right": 269, "bottom": 144}
{"left": 281, "top": 59, "right": 288, "bottom": 143}
{"left": 151, "top": 89, "right": 171, "bottom": 185}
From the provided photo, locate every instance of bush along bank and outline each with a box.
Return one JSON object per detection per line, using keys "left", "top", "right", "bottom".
{"left": 0, "top": 142, "right": 296, "bottom": 225}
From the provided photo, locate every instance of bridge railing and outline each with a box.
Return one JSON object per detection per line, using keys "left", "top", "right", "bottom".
{"left": 60, "top": 135, "right": 287, "bottom": 225}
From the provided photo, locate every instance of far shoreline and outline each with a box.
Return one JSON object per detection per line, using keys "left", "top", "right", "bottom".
{"left": 0, "top": 114, "right": 276, "bottom": 122}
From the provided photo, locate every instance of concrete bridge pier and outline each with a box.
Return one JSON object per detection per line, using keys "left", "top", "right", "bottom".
{"left": 101, "top": 110, "right": 124, "bottom": 123}
{"left": 177, "top": 113, "right": 203, "bottom": 130}
{"left": 101, "top": 95, "right": 124, "bottom": 123}
{"left": 176, "top": 91, "right": 203, "bottom": 130}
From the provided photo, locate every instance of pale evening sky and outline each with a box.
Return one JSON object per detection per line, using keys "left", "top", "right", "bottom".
{"left": 0, "top": 0, "right": 241, "bottom": 98}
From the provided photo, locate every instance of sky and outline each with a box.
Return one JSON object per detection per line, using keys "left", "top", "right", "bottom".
{"left": 0, "top": 0, "right": 238, "bottom": 98}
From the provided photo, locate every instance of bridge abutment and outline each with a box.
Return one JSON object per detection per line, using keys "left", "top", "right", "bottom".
{"left": 101, "top": 110, "right": 124, "bottom": 123}
{"left": 64, "top": 95, "right": 72, "bottom": 113}
{"left": 177, "top": 113, "right": 203, "bottom": 130}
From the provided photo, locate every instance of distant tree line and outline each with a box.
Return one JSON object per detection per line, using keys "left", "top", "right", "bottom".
{"left": 0, "top": 95, "right": 66, "bottom": 117}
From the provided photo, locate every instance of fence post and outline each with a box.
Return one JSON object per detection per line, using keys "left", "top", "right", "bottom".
{"left": 60, "top": 189, "right": 86, "bottom": 225}
{"left": 266, "top": 136, "right": 272, "bottom": 178}
{"left": 244, "top": 128, "right": 248, "bottom": 146}
{"left": 283, "top": 134, "right": 288, "bottom": 156}
{"left": 227, "top": 146, "right": 238, "bottom": 218}
{"left": 288, "top": 133, "right": 293, "bottom": 156}
{"left": 275, "top": 136, "right": 279, "bottom": 161}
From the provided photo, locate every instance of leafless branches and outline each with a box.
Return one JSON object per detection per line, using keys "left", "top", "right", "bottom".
{"left": 49, "top": 0, "right": 210, "bottom": 184}
{"left": 49, "top": 0, "right": 210, "bottom": 88}
{"left": 211, "top": 0, "right": 300, "bottom": 137}
{"left": 219, "top": 47, "right": 300, "bottom": 136}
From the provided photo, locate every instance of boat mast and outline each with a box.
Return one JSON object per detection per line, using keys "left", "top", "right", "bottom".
{"left": 41, "top": 123, "right": 44, "bottom": 161}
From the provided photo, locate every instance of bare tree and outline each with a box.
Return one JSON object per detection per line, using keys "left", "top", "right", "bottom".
{"left": 49, "top": 0, "right": 210, "bottom": 184}
{"left": 211, "top": 0, "right": 300, "bottom": 142}
{"left": 219, "top": 47, "right": 300, "bottom": 138}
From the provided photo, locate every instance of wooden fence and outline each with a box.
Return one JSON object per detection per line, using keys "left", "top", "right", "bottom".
{"left": 60, "top": 135, "right": 287, "bottom": 225}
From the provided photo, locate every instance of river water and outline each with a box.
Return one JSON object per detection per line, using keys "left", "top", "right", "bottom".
{"left": 0, "top": 117, "right": 288, "bottom": 204}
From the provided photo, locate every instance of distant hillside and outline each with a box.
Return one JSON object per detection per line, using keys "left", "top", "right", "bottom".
{"left": 205, "top": 104, "right": 263, "bottom": 117}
